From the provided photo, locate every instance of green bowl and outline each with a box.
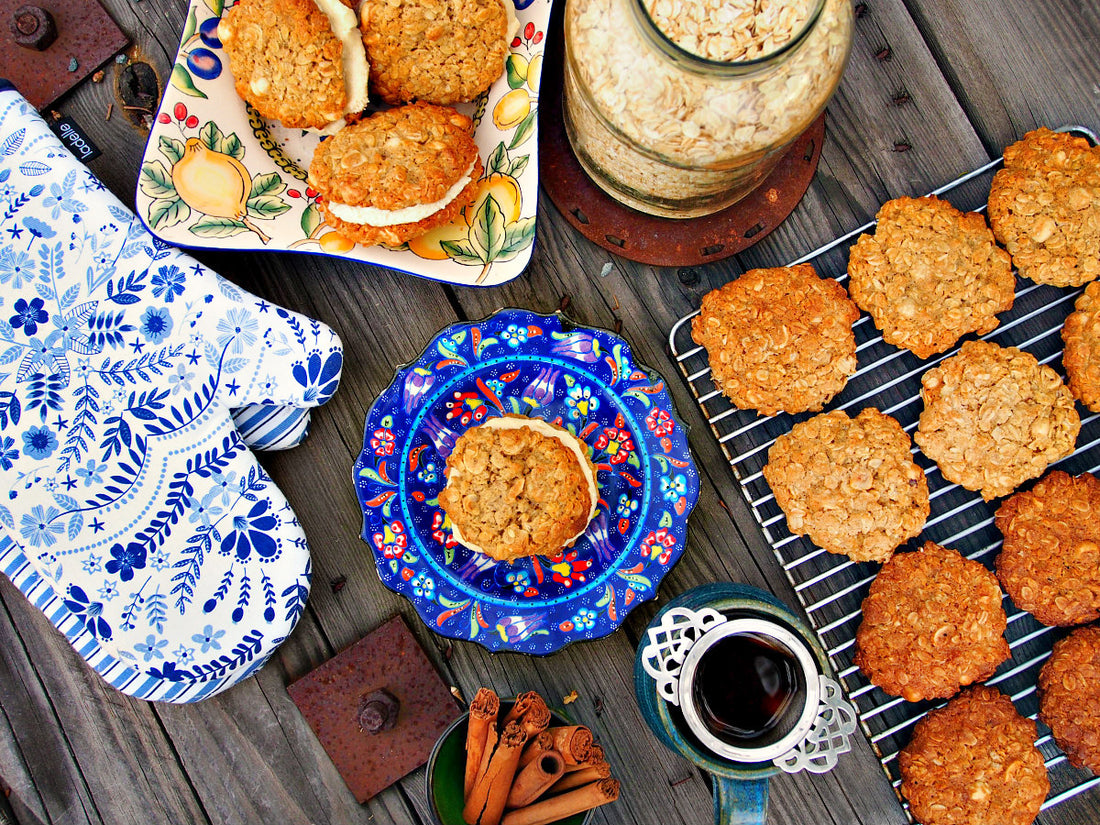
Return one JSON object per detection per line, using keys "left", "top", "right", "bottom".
{"left": 426, "top": 706, "right": 594, "bottom": 825}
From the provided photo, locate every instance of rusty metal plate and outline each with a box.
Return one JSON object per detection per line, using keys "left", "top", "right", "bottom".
{"left": 0, "top": 0, "right": 128, "bottom": 110}
{"left": 287, "top": 615, "right": 461, "bottom": 804}
{"left": 538, "top": 4, "right": 823, "bottom": 268}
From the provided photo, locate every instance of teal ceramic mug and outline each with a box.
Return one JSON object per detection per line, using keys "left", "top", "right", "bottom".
{"left": 425, "top": 702, "right": 594, "bottom": 825}
{"left": 634, "top": 583, "right": 832, "bottom": 825}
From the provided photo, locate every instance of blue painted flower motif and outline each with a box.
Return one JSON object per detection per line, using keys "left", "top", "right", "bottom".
{"left": 174, "top": 644, "right": 195, "bottom": 665}
{"left": 417, "top": 461, "right": 438, "bottom": 484}
{"left": 139, "top": 306, "right": 173, "bottom": 344}
{"left": 135, "top": 634, "right": 168, "bottom": 662}
{"left": 660, "top": 473, "right": 688, "bottom": 502}
{"left": 572, "top": 608, "right": 596, "bottom": 630}
{"left": 0, "top": 247, "right": 33, "bottom": 290}
{"left": 150, "top": 264, "right": 185, "bottom": 302}
{"left": 565, "top": 384, "right": 599, "bottom": 419}
{"left": 75, "top": 458, "right": 106, "bottom": 486}
{"left": 149, "top": 547, "right": 171, "bottom": 571}
{"left": 412, "top": 572, "right": 435, "bottom": 600}
{"left": 20, "top": 504, "right": 64, "bottom": 548}
{"left": 168, "top": 362, "right": 195, "bottom": 395}
{"left": 216, "top": 307, "right": 258, "bottom": 354}
{"left": 500, "top": 323, "right": 529, "bottom": 348}
{"left": 192, "top": 624, "right": 225, "bottom": 653}
{"left": 10, "top": 297, "right": 48, "bottom": 336}
{"left": 97, "top": 582, "right": 120, "bottom": 602}
{"left": 105, "top": 540, "right": 147, "bottom": 582}
{"left": 21, "top": 425, "right": 57, "bottom": 459}
{"left": 189, "top": 488, "right": 224, "bottom": 526}
{"left": 220, "top": 498, "right": 279, "bottom": 560}
{"left": 0, "top": 436, "right": 18, "bottom": 471}
{"left": 505, "top": 570, "right": 530, "bottom": 594}
{"left": 291, "top": 350, "right": 342, "bottom": 403}
{"left": 81, "top": 553, "right": 102, "bottom": 575}
{"left": 617, "top": 494, "right": 638, "bottom": 519}
{"left": 521, "top": 366, "right": 560, "bottom": 407}
{"left": 209, "top": 469, "right": 240, "bottom": 506}
{"left": 63, "top": 585, "right": 111, "bottom": 640}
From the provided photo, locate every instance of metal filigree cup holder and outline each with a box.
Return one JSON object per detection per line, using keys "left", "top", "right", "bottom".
{"left": 634, "top": 583, "right": 856, "bottom": 825}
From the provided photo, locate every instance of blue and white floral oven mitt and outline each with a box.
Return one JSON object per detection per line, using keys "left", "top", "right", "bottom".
{"left": 0, "top": 83, "right": 343, "bottom": 701}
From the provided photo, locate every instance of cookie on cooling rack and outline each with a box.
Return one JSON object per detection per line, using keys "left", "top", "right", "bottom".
{"left": 762, "top": 408, "right": 928, "bottom": 563}
{"left": 438, "top": 415, "right": 599, "bottom": 563}
{"left": 218, "top": 0, "right": 369, "bottom": 131}
{"left": 900, "top": 685, "right": 1049, "bottom": 825}
{"left": 1039, "top": 624, "right": 1100, "bottom": 775}
{"left": 988, "top": 127, "right": 1100, "bottom": 288}
{"left": 307, "top": 103, "right": 483, "bottom": 247}
{"left": 359, "top": 0, "right": 516, "bottom": 104}
{"left": 690, "top": 264, "right": 860, "bottom": 416}
{"left": 855, "top": 541, "right": 1010, "bottom": 702}
{"left": 846, "top": 196, "right": 1015, "bottom": 360}
{"left": 914, "top": 340, "right": 1080, "bottom": 501}
{"left": 1062, "top": 280, "right": 1100, "bottom": 411}
{"left": 995, "top": 470, "right": 1100, "bottom": 626}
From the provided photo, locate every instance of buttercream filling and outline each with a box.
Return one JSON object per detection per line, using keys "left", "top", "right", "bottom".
{"left": 327, "top": 160, "right": 477, "bottom": 227}
{"left": 311, "top": 0, "right": 370, "bottom": 133}
{"left": 447, "top": 417, "right": 600, "bottom": 556}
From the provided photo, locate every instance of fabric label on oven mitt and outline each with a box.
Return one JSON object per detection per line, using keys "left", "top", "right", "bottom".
{"left": 0, "top": 83, "right": 343, "bottom": 702}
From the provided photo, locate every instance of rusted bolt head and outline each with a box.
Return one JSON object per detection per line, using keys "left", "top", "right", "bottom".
{"left": 10, "top": 5, "right": 58, "bottom": 51}
{"left": 357, "top": 689, "right": 399, "bottom": 734}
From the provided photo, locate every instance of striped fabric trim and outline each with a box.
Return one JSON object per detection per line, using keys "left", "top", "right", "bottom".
{"left": 231, "top": 405, "right": 312, "bottom": 451}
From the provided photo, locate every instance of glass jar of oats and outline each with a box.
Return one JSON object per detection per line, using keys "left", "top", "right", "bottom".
{"left": 563, "top": 0, "right": 853, "bottom": 218}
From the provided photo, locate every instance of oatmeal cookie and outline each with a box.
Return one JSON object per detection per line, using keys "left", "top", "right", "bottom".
{"left": 1061, "top": 280, "right": 1100, "bottom": 411}
{"left": 438, "top": 415, "right": 599, "bottom": 562}
{"left": 855, "top": 542, "right": 1010, "bottom": 702}
{"left": 914, "top": 340, "right": 1080, "bottom": 501}
{"left": 846, "top": 196, "right": 1015, "bottom": 359}
{"left": 307, "top": 103, "right": 482, "bottom": 247}
{"left": 988, "top": 127, "right": 1100, "bottom": 288}
{"left": 763, "top": 408, "right": 928, "bottom": 563}
{"left": 690, "top": 264, "right": 859, "bottom": 416}
{"left": 1039, "top": 625, "right": 1100, "bottom": 774}
{"left": 996, "top": 470, "right": 1100, "bottom": 626}
{"left": 218, "top": 0, "right": 369, "bottom": 131}
{"left": 360, "top": 0, "right": 515, "bottom": 105}
{"left": 900, "top": 685, "right": 1049, "bottom": 825}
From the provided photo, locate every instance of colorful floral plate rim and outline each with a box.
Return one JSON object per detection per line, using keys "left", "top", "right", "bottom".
{"left": 136, "top": 0, "right": 550, "bottom": 288}
{"left": 353, "top": 309, "right": 699, "bottom": 655}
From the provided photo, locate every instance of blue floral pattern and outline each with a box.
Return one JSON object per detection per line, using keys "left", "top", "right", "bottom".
{"left": 0, "top": 85, "right": 343, "bottom": 702}
{"left": 354, "top": 310, "right": 699, "bottom": 655}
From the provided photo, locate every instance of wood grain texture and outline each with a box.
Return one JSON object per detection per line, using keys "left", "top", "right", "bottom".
{"left": 0, "top": 0, "right": 1098, "bottom": 823}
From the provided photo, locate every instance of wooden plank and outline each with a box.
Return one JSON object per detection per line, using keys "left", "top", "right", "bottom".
{"left": 0, "top": 576, "right": 208, "bottom": 825}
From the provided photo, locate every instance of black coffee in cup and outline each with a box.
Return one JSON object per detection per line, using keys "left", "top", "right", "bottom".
{"left": 677, "top": 618, "right": 819, "bottom": 763}
{"left": 689, "top": 631, "right": 807, "bottom": 750}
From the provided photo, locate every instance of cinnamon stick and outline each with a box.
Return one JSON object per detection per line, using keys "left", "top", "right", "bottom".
{"left": 518, "top": 731, "right": 555, "bottom": 769}
{"left": 465, "top": 688, "right": 501, "bottom": 801}
{"left": 548, "top": 761, "right": 611, "bottom": 794}
{"left": 504, "top": 749, "right": 565, "bottom": 809}
{"left": 502, "top": 691, "right": 539, "bottom": 726}
{"left": 544, "top": 725, "right": 593, "bottom": 766}
{"left": 500, "top": 779, "right": 620, "bottom": 825}
{"left": 563, "top": 743, "right": 604, "bottom": 772}
{"left": 463, "top": 722, "right": 528, "bottom": 825}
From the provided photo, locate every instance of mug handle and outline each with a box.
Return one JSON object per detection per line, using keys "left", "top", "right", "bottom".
{"left": 713, "top": 775, "right": 769, "bottom": 825}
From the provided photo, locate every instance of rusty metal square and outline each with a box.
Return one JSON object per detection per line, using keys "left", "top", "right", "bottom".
{"left": 287, "top": 615, "right": 461, "bottom": 803}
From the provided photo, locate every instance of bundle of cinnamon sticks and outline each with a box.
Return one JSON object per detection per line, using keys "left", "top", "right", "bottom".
{"left": 462, "top": 688, "right": 620, "bottom": 825}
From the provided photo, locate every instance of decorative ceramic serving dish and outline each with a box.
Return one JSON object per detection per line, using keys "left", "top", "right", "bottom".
{"left": 136, "top": 0, "right": 550, "bottom": 287}
{"left": 354, "top": 310, "right": 698, "bottom": 654}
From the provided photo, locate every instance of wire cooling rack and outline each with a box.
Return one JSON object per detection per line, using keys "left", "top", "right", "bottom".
{"left": 668, "top": 129, "right": 1100, "bottom": 821}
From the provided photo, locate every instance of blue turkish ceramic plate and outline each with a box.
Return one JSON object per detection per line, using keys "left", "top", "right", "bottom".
{"left": 353, "top": 309, "right": 698, "bottom": 654}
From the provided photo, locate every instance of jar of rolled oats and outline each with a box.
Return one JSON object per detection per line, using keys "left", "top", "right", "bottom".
{"left": 563, "top": 0, "right": 853, "bottom": 218}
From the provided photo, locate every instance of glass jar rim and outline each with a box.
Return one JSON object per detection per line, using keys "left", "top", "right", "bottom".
{"left": 630, "top": 0, "right": 827, "bottom": 75}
